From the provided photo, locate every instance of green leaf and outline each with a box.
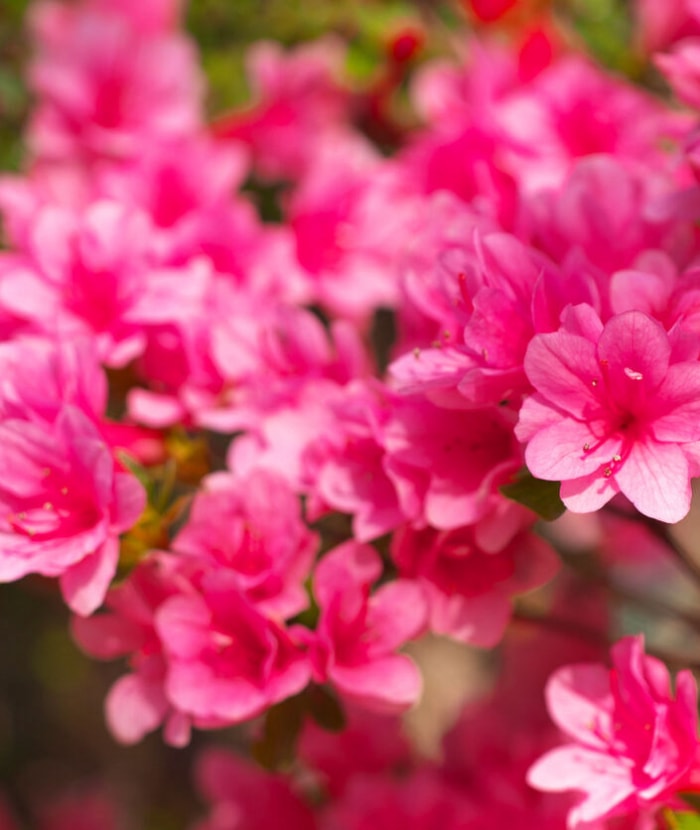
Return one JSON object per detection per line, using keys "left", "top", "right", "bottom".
{"left": 681, "top": 795, "right": 700, "bottom": 813}
{"left": 307, "top": 685, "right": 346, "bottom": 732}
{"left": 667, "top": 811, "right": 700, "bottom": 830}
{"left": 251, "top": 694, "right": 306, "bottom": 771}
{"left": 500, "top": 468, "right": 566, "bottom": 521}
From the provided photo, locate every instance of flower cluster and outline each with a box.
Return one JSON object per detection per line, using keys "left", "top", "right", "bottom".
{"left": 4, "top": 0, "right": 700, "bottom": 826}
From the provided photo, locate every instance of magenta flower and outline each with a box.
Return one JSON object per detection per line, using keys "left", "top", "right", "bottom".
{"left": 391, "top": 523, "right": 559, "bottom": 647}
{"left": 528, "top": 635, "right": 700, "bottom": 827}
{"left": 0, "top": 406, "right": 144, "bottom": 615}
{"left": 156, "top": 571, "right": 310, "bottom": 725}
{"left": 72, "top": 553, "right": 200, "bottom": 746}
{"left": 193, "top": 748, "right": 317, "bottom": 830}
{"left": 517, "top": 308, "right": 700, "bottom": 522}
{"left": 302, "top": 541, "right": 426, "bottom": 713}
{"left": 28, "top": 0, "right": 203, "bottom": 163}
{"left": 172, "top": 469, "right": 318, "bottom": 620}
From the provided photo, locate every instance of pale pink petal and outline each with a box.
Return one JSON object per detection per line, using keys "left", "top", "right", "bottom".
{"left": 597, "top": 312, "right": 670, "bottom": 394}
{"left": 546, "top": 664, "right": 613, "bottom": 747}
{"left": 615, "top": 439, "right": 690, "bottom": 523}
{"left": 331, "top": 655, "right": 422, "bottom": 713}
{"left": 524, "top": 418, "right": 621, "bottom": 481}
{"left": 560, "top": 470, "right": 619, "bottom": 513}
{"left": 155, "top": 596, "right": 212, "bottom": 660}
{"left": 106, "top": 672, "right": 168, "bottom": 744}
{"left": 389, "top": 346, "right": 471, "bottom": 396}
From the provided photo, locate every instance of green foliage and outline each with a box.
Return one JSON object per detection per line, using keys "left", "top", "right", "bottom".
{"left": 252, "top": 686, "right": 345, "bottom": 769}
{"left": 0, "top": 0, "right": 30, "bottom": 172}
{"left": 501, "top": 468, "right": 567, "bottom": 521}
{"left": 666, "top": 811, "right": 700, "bottom": 830}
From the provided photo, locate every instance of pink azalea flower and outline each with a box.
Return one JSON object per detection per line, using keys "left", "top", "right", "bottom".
{"left": 193, "top": 748, "right": 317, "bottom": 830}
{"left": 319, "top": 771, "right": 478, "bottom": 830}
{"left": 0, "top": 406, "right": 144, "bottom": 615}
{"left": 635, "top": 0, "right": 700, "bottom": 52}
{"left": 526, "top": 155, "right": 695, "bottom": 275}
{"left": 28, "top": 0, "right": 203, "bottom": 163}
{"left": 172, "top": 469, "right": 318, "bottom": 620}
{"left": 517, "top": 306, "right": 700, "bottom": 522}
{"left": 391, "top": 523, "right": 559, "bottom": 647}
{"left": 399, "top": 124, "right": 519, "bottom": 230}
{"left": 657, "top": 38, "right": 700, "bottom": 110}
{"left": 0, "top": 201, "right": 209, "bottom": 367}
{"left": 390, "top": 230, "right": 597, "bottom": 409}
{"left": 301, "top": 381, "right": 408, "bottom": 542}
{"left": 94, "top": 135, "right": 258, "bottom": 275}
{"left": 88, "top": 0, "right": 185, "bottom": 33}
{"left": 0, "top": 335, "right": 164, "bottom": 465}
{"left": 72, "top": 553, "right": 203, "bottom": 746}
{"left": 289, "top": 136, "right": 419, "bottom": 322}
{"left": 528, "top": 635, "right": 700, "bottom": 827}
{"left": 301, "top": 541, "right": 426, "bottom": 714}
{"left": 156, "top": 571, "right": 310, "bottom": 724}
{"left": 299, "top": 704, "right": 411, "bottom": 798}
{"left": 213, "top": 38, "right": 351, "bottom": 181}
{"left": 382, "top": 396, "right": 523, "bottom": 532}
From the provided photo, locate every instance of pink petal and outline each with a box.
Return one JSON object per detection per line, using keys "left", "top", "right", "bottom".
{"left": 597, "top": 311, "right": 670, "bottom": 395}
{"left": 546, "top": 664, "right": 613, "bottom": 746}
{"left": 524, "top": 418, "right": 621, "bottom": 481}
{"left": 615, "top": 438, "right": 690, "bottom": 523}
{"left": 71, "top": 612, "right": 143, "bottom": 659}
{"left": 106, "top": 672, "right": 168, "bottom": 744}
{"left": 111, "top": 472, "right": 146, "bottom": 531}
{"left": 428, "top": 586, "right": 511, "bottom": 647}
{"left": 651, "top": 363, "right": 700, "bottom": 442}
{"left": 560, "top": 470, "right": 619, "bottom": 513}
{"left": 314, "top": 542, "right": 381, "bottom": 609}
{"left": 366, "top": 580, "right": 427, "bottom": 652}
{"left": 390, "top": 346, "right": 472, "bottom": 396}
{"left": 524, "top": 331, "right": 600, "bottom": 419}
{"left": 331, "top": 655, "right": 422, "bottom": 713}
{"left": 529, "top": 747, "right": 636, "bottom": 826}
{"left": 59, "top": 536, "right": 120, "bottom": 616}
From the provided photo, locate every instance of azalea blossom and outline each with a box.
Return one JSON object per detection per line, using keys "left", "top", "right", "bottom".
{"left": 528, "top": 635, "right": 700, "bottom": 827}
{"left": 517, "top": 307, "right": 700, "bottom": 522}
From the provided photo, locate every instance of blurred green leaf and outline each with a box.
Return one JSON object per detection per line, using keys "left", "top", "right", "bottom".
{"left": 501, "top": 468, "right": 566, "bottom": 521}
{"left": 252, "top": 693, "right": 306, "bottom": 770}
{"left": 307, "top": 685, "right": 346, "bottom": 732}
{"left": 667, "top": 811, "right": 700, "bottom": 830}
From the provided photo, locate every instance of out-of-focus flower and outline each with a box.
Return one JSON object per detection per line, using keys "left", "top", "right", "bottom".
{"left": 528, "top": 635, "right": 700, "bottom": 827}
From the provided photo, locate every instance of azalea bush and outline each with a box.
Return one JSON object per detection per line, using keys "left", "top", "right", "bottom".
{"left": 5, "top": 0, "right": 700, "bottom": 827}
